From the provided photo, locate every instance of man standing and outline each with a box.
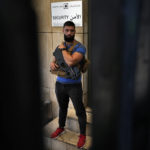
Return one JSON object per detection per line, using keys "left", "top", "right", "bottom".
{"left": 50, "top": 21, "right": 87, "bottom": 148}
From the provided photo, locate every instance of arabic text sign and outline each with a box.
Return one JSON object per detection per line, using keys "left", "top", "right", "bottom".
{"left": 51, "top": 1, "right": 82, "bottom": 27}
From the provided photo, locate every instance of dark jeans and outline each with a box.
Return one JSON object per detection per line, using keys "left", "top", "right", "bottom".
{"left": 55, "top": 81, "right": 87, "bottom": 135}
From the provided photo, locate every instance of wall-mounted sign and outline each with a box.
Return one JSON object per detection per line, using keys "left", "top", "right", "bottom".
{"left": 51, "top": 1, "right": 82, "bottom": 27}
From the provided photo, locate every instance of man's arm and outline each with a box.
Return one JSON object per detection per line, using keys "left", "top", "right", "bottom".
{"left": 58, "top": 43, "right": 83, "bottom": 66}
{"left": 62, "top": 51, "right": 83, "bottom": 67}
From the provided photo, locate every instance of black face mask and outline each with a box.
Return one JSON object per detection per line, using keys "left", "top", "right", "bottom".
{"left": 64, "top": 34, "right": 75, "bottom": 42}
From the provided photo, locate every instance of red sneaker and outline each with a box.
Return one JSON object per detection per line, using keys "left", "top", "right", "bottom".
{"left": 77, "top": 134, "right": 86, "bottom": 148}
{"left": 50, "top": 127, "right": 64, "bottom": 138}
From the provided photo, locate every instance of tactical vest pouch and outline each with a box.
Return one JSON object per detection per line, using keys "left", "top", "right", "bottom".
{"left": 50, "top": 69, "right": 66, "bottom": 77}
{"left": 80, "top": 57, "right": 90, "bottom": 73}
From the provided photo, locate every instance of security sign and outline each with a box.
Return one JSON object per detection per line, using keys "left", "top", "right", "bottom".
{"left": 51, "top": 1, "right": 82, "bottom": 27}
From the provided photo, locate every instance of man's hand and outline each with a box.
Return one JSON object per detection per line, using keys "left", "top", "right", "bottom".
{"left": 50, "top": 62, "right": 59, "bottom": 71}
{"left": 58, "top": 42, "right": 66, "bottom": 49}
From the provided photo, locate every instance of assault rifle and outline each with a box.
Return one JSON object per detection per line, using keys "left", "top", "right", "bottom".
{"left": 53, "top": 47, "right": 81, "bottom": 80}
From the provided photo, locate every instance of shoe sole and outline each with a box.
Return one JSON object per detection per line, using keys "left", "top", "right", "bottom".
{"left": 78, "top": 147, "right": 84, "bottom": 149}
{"left": 77, "top": 143, "right": 85, "bottom": 149}
{"left": 51, "top": 130, "right": 65, "bottom": 139}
